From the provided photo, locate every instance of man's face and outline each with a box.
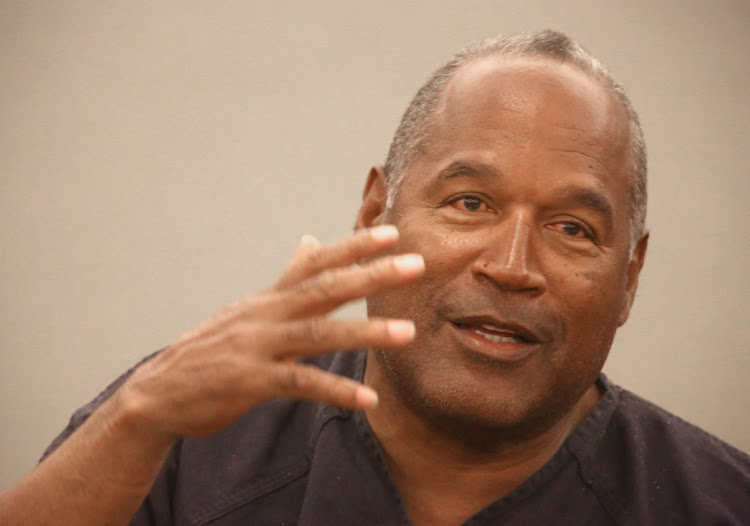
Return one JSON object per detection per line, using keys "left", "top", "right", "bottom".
{"left": 361, "top": 56, "right": 646, "bottom": 438}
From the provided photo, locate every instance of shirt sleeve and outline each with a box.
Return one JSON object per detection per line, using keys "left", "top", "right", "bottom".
{"left": 39, "top": 349, "right": 178, "bottom": 526}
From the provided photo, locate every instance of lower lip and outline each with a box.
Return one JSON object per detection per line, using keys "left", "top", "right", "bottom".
{"left": 449, "top": 323, "right": 540, "bottom": 363}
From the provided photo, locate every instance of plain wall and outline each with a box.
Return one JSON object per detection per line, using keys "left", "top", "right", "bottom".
{"left": 1, "top": 1, "right": 748, "bottom": 490}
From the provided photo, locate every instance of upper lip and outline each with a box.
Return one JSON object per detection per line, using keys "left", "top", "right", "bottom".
{"left": 451, "top": 315, "right": 544, "bottom": 344}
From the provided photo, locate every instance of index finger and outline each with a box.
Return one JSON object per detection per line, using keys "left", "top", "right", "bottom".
{"left": 275, "top": 225, "right": 400, "bottom": 289}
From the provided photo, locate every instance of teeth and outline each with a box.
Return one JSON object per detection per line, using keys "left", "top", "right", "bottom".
{"left": 480, "top": 324, "right": 501, "bottom": 331}
{"left": 470, "top": 327, "right": 521, "bottom": 344}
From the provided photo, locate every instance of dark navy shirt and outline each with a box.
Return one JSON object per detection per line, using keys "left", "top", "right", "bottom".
{"left": 44, "top": 350, "right": 750, "bottom": 525}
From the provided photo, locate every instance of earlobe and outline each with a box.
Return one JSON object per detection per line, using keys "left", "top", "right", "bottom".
{"left": 617, "top": 232, "right": 649, "bottom": 326}
{"left": 355, "top": 165, "right": 389, "bottom": 230}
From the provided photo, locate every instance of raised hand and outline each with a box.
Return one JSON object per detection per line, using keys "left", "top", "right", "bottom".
{"left": 118, "top": 225, "right": 425, "bottom": 439}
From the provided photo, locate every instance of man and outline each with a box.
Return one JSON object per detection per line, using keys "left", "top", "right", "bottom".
{"left": 1, "top": 30, "right": 748, "bottom": 525}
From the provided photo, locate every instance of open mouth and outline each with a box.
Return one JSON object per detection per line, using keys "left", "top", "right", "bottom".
{"left": 452, "top": 317, "right": 540, "bottom": 343}
{"left": 449, "top": 318, "right": 542, "bottom": 362}
{"left": 454, "top": 322, "right": 531, "bottom": 344}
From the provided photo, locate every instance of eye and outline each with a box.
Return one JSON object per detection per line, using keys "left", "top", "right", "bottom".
{"left": 548, "top": 221, "right": 594, "bottom": 240}
{"left": 450, "top": 196, "right": 490, "bottom": 212}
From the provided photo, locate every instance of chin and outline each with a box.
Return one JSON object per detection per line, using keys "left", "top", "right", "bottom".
{"left": 374, "top": 345, "right": 582, "bottom": 447}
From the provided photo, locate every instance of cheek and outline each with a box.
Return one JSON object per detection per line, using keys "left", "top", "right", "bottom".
{"left": 369, "top": 225, "right": 482, "bottom": 323}
{"left": 552, "top": 261, "right": 627, "bottom": 331}
{"left": 548, "top": 264, "right": 624, "bottom": 377}
{"left": 556, "top": 256, "right": 625, "bottom": 291}
{"left": 396, "top": 217, "right": 486, "bottom": 271}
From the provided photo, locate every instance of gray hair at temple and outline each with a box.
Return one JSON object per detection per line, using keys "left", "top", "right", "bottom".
{"left": 383, "top": 29, "right": 647, "bottom": 254}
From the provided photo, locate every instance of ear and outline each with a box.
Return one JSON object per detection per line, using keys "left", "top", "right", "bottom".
{"left": 355, "top": 165, "right": 389, "bottom": 230}
{"left": 617, "top": 231, "right": 649, "bottom": 326}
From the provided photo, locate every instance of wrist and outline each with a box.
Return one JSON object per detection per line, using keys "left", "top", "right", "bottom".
{"left": 104, "top": 382, "right": 179, "bottom": 452}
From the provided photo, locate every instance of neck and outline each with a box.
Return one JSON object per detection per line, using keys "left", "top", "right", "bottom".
{"left": 363, "top": 350, "right": 601, "bottom": 526}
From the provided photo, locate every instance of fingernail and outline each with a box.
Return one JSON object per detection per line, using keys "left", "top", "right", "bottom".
{"left": 300, "top": 234, "right": 321, "bottom": 247}
{"left": 387, "top": 319, "right": 415, "bottom": 341}
{"left": 356, "top": 386, "right": 379, "bottom": 409}
{"left": 393, "top": 254, "right": 424, "bottom": 272}
{"left": 370, "top": 225, "right": 399, "bottom": 242}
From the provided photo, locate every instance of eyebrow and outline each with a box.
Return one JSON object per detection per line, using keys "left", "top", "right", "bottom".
{"left": 554, "top": 185, "right": 615, "bottom": 231}
{"left": 426, "top": 160, "right": 498, "bottom": 195}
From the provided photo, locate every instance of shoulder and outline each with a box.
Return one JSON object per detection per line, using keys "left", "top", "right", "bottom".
{"left": 584, "top": 379, "right": 750, "bottom": 525}
{"left": 40, "top": 349, "right": 164, "bottom": 462}
{"left": 614, "top": 386, "right": 749, "bottom": 463}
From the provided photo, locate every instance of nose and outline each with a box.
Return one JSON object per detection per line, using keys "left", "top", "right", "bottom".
{"left": 471, "top": 213, "right": 547, "bottom": 294}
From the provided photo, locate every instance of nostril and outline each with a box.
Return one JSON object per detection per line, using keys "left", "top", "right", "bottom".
{"left": 473, "top": 260, "right": 546, "bottom": 295}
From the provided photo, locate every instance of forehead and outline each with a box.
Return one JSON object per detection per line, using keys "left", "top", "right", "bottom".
{"left": 424, "top": 55, "right": 632, "bottom": 183}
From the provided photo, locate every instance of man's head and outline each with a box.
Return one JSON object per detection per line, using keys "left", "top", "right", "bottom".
{"left": 357, "top": 30, "right": 649, "bottom": 443}
{"left": 384, "top": 29, "right": 647, "bottom": 254}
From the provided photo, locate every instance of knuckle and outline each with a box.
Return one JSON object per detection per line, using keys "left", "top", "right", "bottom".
{"left": 275, "top": 365, "right": 311, "bottom": 393}
{"left": 304, "top": 319, "right": 330, "bottom": 344}
{"left": 282, "top": 322, "right": 312, "bottom": 343}
{"left": 258, "top": 290, "right": 288, "bottom": 317}
{"left": 366, "top": 259, "right": 391, "bottom": 281}
{"left": 341, "top": 322, "right": 359, "bottom": 341}
{"left": 242, "top": 293, "right": 272, "bottom": 317}
{"left": 301, "top": 246, "right": 326, "bottom": 269}
{"left": 296, "top": 273, "right": 337, "bottom": 302}
{"left": 284, "top": 319, "right": 328, "bottom": 344}
{"left": 224, "top": 324, "right": 248, "bottom": 348}
{"left": 224, "top": 322, "right": 261, "bottom": 350}
{"left": 350, "top": 235, "right": 370, "bottom": 254}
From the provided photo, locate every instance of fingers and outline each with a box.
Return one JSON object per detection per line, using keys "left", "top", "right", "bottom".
{"left": 149, "top": 227, "right": 424, "bottom": 434}
{"left": 276, "top": 252, "right": 425, "bottom": 318}
{"left": 256, "top": 317, "right": 415, "bottom": 358}
{"left": 263, "top": 362, "right": 379, "bottom": 410}
{"left": 276, "top": 225, "right": 400, "bottom": 290}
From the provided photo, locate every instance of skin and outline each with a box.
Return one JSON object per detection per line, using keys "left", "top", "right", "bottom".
{"left": 358, "top": 55, "right": 648, "bottom": 525}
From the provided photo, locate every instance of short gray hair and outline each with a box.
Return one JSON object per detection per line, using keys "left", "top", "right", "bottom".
{"left": 384, "top": 29, "right": 647, "bottom": 253}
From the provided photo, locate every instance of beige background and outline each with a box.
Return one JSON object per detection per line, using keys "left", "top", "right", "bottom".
{"left": 1, "top": 1, "right": 748, "bottom": 490}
